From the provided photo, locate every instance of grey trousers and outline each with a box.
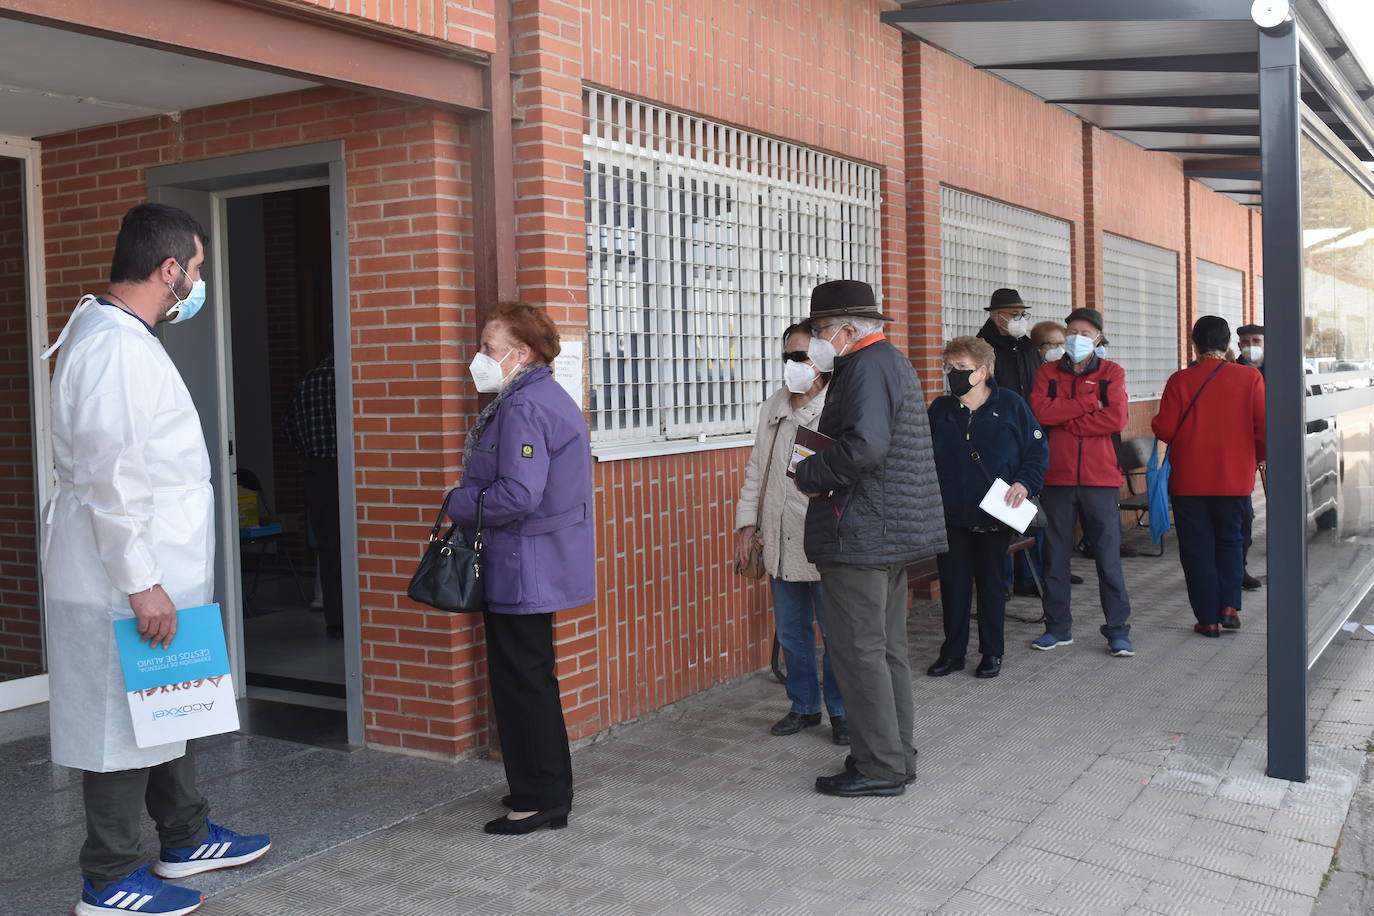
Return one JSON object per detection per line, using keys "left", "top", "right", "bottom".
{"left": 1040, "top": 485, "right": 1132, "bottom": 639}
{"left": 80, "top": 749, "right": 209, "bottom": 889}
{"left": 817, "top": 562, "right": 916, "bottom": 784}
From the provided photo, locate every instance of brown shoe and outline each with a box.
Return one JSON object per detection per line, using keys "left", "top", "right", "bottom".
{"left": 1220, "top": 607, "right": 1241, "bottom": 630}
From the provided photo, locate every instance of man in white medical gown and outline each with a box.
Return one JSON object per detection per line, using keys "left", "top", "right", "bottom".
{"left": 43, "top": 203, "right": 270, "bottom": 916}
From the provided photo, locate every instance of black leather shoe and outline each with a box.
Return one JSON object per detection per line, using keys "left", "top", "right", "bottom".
{"left": 484, "top": 805, "right": 570, "bottom": 834}
{"left": 845, "top": 754, "right": 917, "bottom": 785}
{"left": 1069, "top": 574, "right": 1085, "bottom": 585}
{"left": 770, "top": 712, "right": 821, "bottom": 736}
{"left": 830, "top": 716, "right": 849, "bottom": 746}
{"left": 926, "top": 656, "right": 964, "bottom": 677}
{"left": 815, "top": 771, "right": 905, "bottom": 797}
{"left": 1242, "top": 572, "right": 1262, "bottom": 591}
{"left": 975, "top": 655, "right": 1002, "bottom": 678}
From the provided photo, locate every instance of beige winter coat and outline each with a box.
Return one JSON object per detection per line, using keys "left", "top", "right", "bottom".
{"left": 734, "top": 385, "right": 828, "bottom": 582}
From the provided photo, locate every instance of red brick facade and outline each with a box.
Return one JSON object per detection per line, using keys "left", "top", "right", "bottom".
{"left": 16, "top": 2, "right": 1264, "bottom": 757}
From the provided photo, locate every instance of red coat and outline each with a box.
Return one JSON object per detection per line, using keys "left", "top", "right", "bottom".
{"left": 1152, "top": 360, "right": 1265, "bottom": 497}
{"left": 1030, "top": 357, "right": 1129, "bottom": 488}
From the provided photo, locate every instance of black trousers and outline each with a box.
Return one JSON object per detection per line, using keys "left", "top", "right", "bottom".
{"left": 80, "top": 750, "right": 209, "bottom": 889}
{"left": 1173, "top": 495, "right": 1246, "bottom": 625}
{"left": 484, "top": 611, "right": 573, "bottom": 811}
{"left": 305, "top": 455, "right": 343, "bottom": 628}
{"left": 1242, "top": 495, "right": 1254, "bottom": 570}
{"left": 937, "top": 526, "right": 1011, "bottom": 659}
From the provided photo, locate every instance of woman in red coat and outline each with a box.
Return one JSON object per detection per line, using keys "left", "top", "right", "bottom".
{"left": 1152, "top": 317, "right": 1265, "bottom": 637}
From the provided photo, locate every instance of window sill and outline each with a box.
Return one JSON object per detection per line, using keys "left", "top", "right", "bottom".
{"left": 592, "top": 435, "right": 755, "bottom": 462}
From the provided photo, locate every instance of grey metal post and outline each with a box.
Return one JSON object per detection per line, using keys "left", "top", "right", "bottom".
{"left": 1258, "top": 15, "right": 1307, "bottom": 782}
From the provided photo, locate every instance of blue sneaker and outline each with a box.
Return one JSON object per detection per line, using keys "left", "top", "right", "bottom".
{"left": 1108, "top": 637, "right": 1135, "bottom": 657}
{"left": 75, "top": 865, "right": 202, "bottom": 916}
{"left": 152, "top": 821, "right": 271, "bottom": 880}
{"left": 1031, "top": 632, "right": 1073, "bottom": 651}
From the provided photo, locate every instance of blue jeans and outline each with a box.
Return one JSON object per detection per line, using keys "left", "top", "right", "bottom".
{"left": 1172, "top": 495, "right": 1246, "bottom": 624}
{"left": 770, "top": 578, "right": 844, "bottom": 717}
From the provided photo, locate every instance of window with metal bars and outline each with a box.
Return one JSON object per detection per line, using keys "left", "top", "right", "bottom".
{"left": 1102, "top": 233, "right": 1180, "bottom": 400}
{"left": 583, "top": 90, "right": 883, "bottom": 443}
{"left": 939, "top": 187, "right": 1072, "bottom": 342}
{"left": 1196, "top": 259, "right": 1246, "bottom": 351}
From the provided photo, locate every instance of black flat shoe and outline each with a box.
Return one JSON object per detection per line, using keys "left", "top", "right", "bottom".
{"left": 770, "top": 711, "right": 821, "bottom": 736}
{"left": 845, "top": 754, "right": 917, "bottom": 785}
{"left": 926, "top": 656, "right": 964, "bottom": 677}
{"left": 502, "top": 789, "right": 574, "bottom": 809}
{"left": 830, "top": 716, "right": 850, "bottom": 746}
{"left": 815, "top": 771, "right": 905, "bottom": 797}
{"left": 975, "top": 655, "right": 1002, "bottom": 678}
{"left": 1069, "top": 574, "right": 1084, "bottom": 585}
{"left": 484, "top": 805, "right": 570, "bottom": 834}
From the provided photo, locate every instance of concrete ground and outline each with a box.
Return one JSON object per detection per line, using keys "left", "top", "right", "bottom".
{"left": 9, "top": 514, "right": 1374, "bottom": 915}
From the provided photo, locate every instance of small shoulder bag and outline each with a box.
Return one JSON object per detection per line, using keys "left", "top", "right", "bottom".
{"left": 408, "top": 486, "right": 490, "bottom": 613}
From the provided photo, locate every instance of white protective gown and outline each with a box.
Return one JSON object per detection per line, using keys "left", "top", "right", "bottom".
{"left": 42, "top": 296, "right": 215, "bottom": 772}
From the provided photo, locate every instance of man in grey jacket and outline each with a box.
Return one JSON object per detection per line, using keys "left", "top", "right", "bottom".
{"left": 795, "top": 280, "right": 948, "bottom": 797}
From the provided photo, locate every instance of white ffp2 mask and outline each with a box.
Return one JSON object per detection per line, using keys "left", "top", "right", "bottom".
{"left": 784, "top": 361, "right": 817, "bottom": 394}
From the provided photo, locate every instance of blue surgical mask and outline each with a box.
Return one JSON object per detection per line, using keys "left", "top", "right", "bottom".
{"left": 166, "top": 262, "right": 206, "bottom": 324}
{"left": 1065, "top": 334, "right": 1096, "bottom": 362}
{"left": 1095, "top": 345, "right": 1108, "bottom": 360}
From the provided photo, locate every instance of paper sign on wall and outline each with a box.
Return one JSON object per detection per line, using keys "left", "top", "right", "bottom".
{"left": 114, "top": 604, "right": 239, "bottom": 748}
{"left": 553, "top": 340, "right": 584, "bottom": 408}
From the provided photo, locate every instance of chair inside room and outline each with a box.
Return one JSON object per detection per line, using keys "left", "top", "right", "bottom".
{"left": 1116, "top": 436, "right": 1165, "bottom": 557}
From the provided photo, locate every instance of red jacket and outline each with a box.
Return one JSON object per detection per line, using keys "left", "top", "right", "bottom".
{"left": 1152, "top": 360, "right": 1265, "bottom": 497}
{"left": 1030, "top": 356, "right": 1129, "bottom": 488}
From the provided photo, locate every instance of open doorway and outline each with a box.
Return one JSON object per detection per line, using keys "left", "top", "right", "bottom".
{"left": 225, "top": 185, "right": 346, "bottom": 746}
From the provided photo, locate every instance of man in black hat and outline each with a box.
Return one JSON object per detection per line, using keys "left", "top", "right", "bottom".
{"left": 794, "top": 279, "right": 947, "bottom": 798}
{"left": 977, "top": 288, "right": 1039, "bottom": 401}
{"left": 1236, "top": 324, "right": 1265, "bottom": 590}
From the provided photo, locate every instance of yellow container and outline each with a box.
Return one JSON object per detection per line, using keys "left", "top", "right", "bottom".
{"left": 237, "top": 486, "right": 260, "bottom": 529}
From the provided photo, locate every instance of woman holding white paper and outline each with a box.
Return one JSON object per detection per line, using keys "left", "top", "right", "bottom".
{"left": 927, "top": 337, "right": 1048, "bottom": 679}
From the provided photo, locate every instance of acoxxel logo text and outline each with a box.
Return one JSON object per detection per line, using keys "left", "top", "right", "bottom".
{"left": 151, "top": 701, "right": 216, "bottom": 720}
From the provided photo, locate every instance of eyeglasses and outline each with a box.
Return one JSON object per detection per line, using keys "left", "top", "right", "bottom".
{"left": 783, "top": 351, "right": 810, "bottom": 363}
{"left": 999, "top": 311, "right": 1029, "bottom": 321}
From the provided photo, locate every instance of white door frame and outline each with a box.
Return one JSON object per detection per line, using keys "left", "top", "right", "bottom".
{"left": 0, "top": 134, "right": 50, "bottom": 712}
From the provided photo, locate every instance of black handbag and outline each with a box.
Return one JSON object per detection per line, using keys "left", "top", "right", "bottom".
{"left": 968, "top": 444, "right": 1048, "bottom": 533}
{"left": 407, "top": 486, "right": 489, "bottom": 613}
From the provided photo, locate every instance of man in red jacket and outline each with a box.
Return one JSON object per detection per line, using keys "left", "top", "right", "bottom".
{"left": 1029, "top": 308, "right": 1134, "bottom": 657}
{"left": 1152, "top": 316, "right": 1266, "bottom": 636}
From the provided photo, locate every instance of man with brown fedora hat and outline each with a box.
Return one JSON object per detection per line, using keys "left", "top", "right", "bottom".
{"left": 794, "top": 279, "right": 947, "bottom": 797}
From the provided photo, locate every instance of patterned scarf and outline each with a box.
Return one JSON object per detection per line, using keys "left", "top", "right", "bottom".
{"left": 461, "top": 364, "right": 542, "bottom": 470}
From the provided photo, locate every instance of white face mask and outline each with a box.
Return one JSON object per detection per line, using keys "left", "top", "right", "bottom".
{"left": 1243, "top": 345, "right": 1264, "bottom": 365}
{"left": 470, "top": 348, "right": 518, "bottom": 393}
{"left": 784, "top": 360, "right": 817, "bottom": 394}
{"left": 1005, "top": 316, "right": 1030, "bottom": 338}
{"left": 1043, "top": 346, "right": 1065, "bottom": 363}
{"left": 807, "top": 333, "right": 837, "bottom": 373}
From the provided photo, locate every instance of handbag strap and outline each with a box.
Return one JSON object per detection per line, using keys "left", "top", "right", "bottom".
{"left": 1165, "top": 360, "right": 1226, "bottom": 460}
{"left": 430, "top": 485, "right": 490, "bottom": 550}
{"left": 754, "top": 419, "right": 783, "bottom": 526}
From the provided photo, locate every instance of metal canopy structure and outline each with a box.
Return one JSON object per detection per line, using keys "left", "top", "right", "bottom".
{"left": 884, "top": 0, "right": 1374, "bottom": 211}
{"left": 884, "top": 0, "right": 1374, "bottom": 783}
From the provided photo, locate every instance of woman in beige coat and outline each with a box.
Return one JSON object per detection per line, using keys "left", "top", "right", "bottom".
{"left": 734, "top": 324, "right": 847, "bottom": 745}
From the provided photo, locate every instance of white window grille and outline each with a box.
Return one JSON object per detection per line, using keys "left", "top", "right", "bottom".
{"left": 1102, "top": 233, "right": 1180, "bottom": 400}
{"left": 1196, "top": 259, "right": 1245, "bottom": 351}
{"left": 940, "top": 187, "right": 1072, "bottom": 342}
{"left": 583, "top": 90, "right": 883, "bottom": 443}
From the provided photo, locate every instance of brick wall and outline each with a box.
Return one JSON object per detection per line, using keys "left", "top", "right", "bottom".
{"left": 281, "top": 0, "right": 498, "bottom": 52}
{"left": 0, "top": 157, "right": 41, "bottom": 680}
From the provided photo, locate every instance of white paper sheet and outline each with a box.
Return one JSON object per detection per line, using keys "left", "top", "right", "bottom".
{"left": 977, "top": 477, "right": 1039, "bottom": 534}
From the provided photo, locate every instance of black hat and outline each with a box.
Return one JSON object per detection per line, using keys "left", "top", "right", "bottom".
{"left": 808, "top": 280, "right": 891, "bottom": 321}
{"left": 986, "top": 288, "right": 1025, "bottom": 310}
{"left": 1065, "top": 307, "right": 1104, "bottom": 331}
{"left": 1237, "top": 324, "right": 1264, "bottom": 337}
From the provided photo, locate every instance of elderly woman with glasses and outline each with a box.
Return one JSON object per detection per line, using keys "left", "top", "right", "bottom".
{"left": 927, "top": 336, "right": 1048, "bottom": 679}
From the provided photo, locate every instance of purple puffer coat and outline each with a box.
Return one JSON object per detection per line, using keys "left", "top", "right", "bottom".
{"left": 445, "top": 367, "right": 596, "bottom": 614}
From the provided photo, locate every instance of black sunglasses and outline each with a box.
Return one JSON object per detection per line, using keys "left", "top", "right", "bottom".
{"left": 782, "top": 351, "right": 810, "bottom": 363}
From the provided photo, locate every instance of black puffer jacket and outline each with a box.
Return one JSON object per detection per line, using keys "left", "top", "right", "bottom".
{"left": 977, "top": 318, "right": 1039, "bottom": 401}
{"left": 795, "top": 338, "right": 948, "bottom": 565}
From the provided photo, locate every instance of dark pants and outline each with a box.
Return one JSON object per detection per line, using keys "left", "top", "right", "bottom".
{"left": 938, "top": 526, "right": 1011, "bottom": 659}
{"left": 1041, "top": 486, "right": 1132, "bottom": 639}
{"left": 817, "top": 563, "right": 916, "bottom": 784}
{"left": 1173, "top": 495, "right": 1247, "bottom": 625}
{"left": 1242, "top": 495, "right": 1254, "bottom": 571}
{"left": 484, "top": 610, "right": 573, "bottom": 811}
{"left": 80, "top": 751, "right": 209, "bottom": 889}
{"left": 305, "top": 455, "right": 342, "bottom": 628}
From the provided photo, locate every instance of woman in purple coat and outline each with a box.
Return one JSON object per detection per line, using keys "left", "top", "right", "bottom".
{"left": 445, "top": 303, "right": 595, "bottom": 835}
